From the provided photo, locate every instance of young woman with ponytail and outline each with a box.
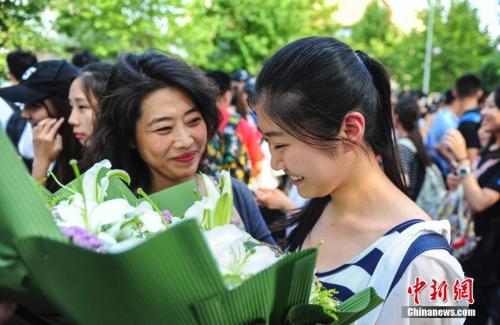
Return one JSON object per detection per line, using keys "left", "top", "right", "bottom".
{"left": 394, "top": 96, "right": 433, "bottom": 200}
{"left": 253, "top": 37, "right": 466, "bottom": 324}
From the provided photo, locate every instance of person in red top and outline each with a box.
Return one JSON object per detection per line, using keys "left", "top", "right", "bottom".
{"left": 205, "top": 71, "right": 264, "bottom": 182}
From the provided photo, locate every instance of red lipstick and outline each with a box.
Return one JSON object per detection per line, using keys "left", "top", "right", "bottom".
{"left": 173, "top": 150, "right": 197, "bottom": 163}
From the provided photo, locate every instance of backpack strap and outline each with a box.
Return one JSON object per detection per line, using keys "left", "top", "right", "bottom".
{"left": 459, "top": 110, "right": 481, "bottom": 124}
{"left": 387, "top": 233, "right": 452, "bottom": 297}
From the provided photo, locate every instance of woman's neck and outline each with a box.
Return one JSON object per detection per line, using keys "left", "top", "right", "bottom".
{"left": 397, "top": 127, "right": 409, "bottom": 138}
{"left": 327, "top": 154, "right": 417, "bottom": 223}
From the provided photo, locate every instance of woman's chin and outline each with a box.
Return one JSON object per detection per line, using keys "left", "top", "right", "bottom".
{"left": 175, "top": 167, "right": 198, "bottom": 180}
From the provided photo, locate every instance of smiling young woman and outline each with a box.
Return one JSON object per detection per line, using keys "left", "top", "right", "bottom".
{"left": 253, "top": 37, "right": 467, "bottom": 324}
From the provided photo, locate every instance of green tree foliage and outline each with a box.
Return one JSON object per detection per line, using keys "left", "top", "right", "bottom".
{"left": 50, "top": 0, "right": 218, "bottom": 66}
{"left": 424, "top": 0, "right": 493, "bottom": 91}
{"left": 0, "top": 0, "right": 51, "bottom": 78}
{"left": 348, "top": 1, "right": 402, "bottom": 85}
{"left": 204, "top": 0, "right": 338, "bottom": 74}
{"left": 348, "top": 0, "right": 495, "bottom": 92}
{"left": 48, "top": 0, "right": 337, "bottom": 74}
{"left": 478, "top": 50, "right": 500, "bottom": 91}
{"left": 0, "top": 0, "right": 495, "bottom": 91}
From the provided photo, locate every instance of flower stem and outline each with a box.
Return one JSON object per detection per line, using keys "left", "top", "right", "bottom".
{"left": 48, "top": 170, "right": 76, "bottom": 194}
{"left": 70, "top": 159, "right": 90, "bottom": 229}
{"left": 137, "top": 188, "right": 161, "bottom": 213}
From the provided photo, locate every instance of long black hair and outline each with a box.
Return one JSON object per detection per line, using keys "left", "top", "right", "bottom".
{"left": 395, "top": 96, "right": 432, "bottom": 168}
{"left": 79, "top": 62, "right": 113, "bottom": 111}
{"left": 253, "top": 37, "right": 406, "bottom": 251}
{"left": 84, "top": 51, "right": 219, "bottom": 192}
{"left": 482, "top": 87, "right": 500, "bottom": 159}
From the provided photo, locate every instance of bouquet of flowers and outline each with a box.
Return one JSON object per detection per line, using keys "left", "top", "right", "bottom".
{"left": 0, "top": 131, "right": 382, "bottom": 324}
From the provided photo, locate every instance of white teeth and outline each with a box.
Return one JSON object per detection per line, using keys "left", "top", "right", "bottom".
{"left": 290, "top": 175, "right": 304, "bottom": 181}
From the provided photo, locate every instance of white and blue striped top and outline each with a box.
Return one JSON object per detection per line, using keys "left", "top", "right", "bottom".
{"left": 302, "top": 219, "right": 466, "bottom": 324}
{"left": 315, "top": 219, "right": 436, "bottom": 302}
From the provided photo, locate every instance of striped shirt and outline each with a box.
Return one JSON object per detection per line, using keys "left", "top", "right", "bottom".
{"left": 316, "top": 219, "right": 424, "bottom": 302}
{"left": 306, "top": 219, "right": 466, "bottom": 324}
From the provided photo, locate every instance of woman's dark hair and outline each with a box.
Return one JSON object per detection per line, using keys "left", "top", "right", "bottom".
{"left": 253, "top": 37, "right": 406, "bottom": 251}
{"left": 71, "top": 50, "right": 100, "bottom": 68}
{"left": 494, "top": 87, "right": 500, "bottom": 109}
{"left": 79, "top": 62, "right": 113, "bottom": 110}
{"left": 395, "top": 96, "right": 432, "bottom": 167}
{"left": 481, "top": 87, "right": 500, "bottom": 159}
{"left": 7, "top": 50, "right": 37, "bottom": 81}
{"left": 84, "top": 51, "right": 219, "bottom": 192}
{"left": 39, "top": 97, "right": 83, "bottom": 192}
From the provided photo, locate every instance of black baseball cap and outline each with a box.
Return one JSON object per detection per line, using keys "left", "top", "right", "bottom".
{"left": 0, "top": 60, "right": 79, "bottom": 104}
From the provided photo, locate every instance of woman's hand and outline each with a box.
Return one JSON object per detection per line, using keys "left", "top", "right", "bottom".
{"left": 255, "top": 188, "right": 297, "bottom": 211}
{"left": 441, "top": 129, "right": 468, "bottom": 163}
{"left": 33, "top": 117, "right": 64, "bottom": 162}
{"left": 32, "top": 117, "right": 64, "bottom": 180}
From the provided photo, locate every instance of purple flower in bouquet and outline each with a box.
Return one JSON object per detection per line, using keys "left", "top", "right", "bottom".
{"left": 162, "top": 209, "right": 173, "bottom": 224}
{"left": 61, "top": 226, "right": 106, "bottom": 251}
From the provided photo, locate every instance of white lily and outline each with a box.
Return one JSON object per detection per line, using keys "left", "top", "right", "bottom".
{"left": 52, "top": 159, "right": 166, "bottom": 252}
{"left": 53, "top": 196, "right": 87, "bottom": 229}
{"left": 184, "top": 197, "right": 216, "bottom": 224}
{"left": 204, "top": 224, "right": 281, "bottom": 287}
{"left": 241, "top": 245, "right": 279, "bottom": 276}
{"left": 80, "top": 159, "right": 131, "bottom": 204}
{"left": 135, "top": 201, "right": 167, "bottom": 233}
{"left": 90, "top": 198, "right": 135, "bottom": 236}
{"left": 186, "top": 171, "right": 233, "bottom": 230}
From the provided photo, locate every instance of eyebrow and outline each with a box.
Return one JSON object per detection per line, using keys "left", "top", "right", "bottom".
{"left": 146, "top": 107, "right": 198, "bottom": 127}
{"left": 70, "top": 97, "right": 89, "bottom": 103}
{"left": 257, "top": 127, "right": 285, "bottom": 138}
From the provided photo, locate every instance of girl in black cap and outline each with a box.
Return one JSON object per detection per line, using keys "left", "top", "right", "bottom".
{"left": 0, "top": 60, "right": 82, "bottom": 191}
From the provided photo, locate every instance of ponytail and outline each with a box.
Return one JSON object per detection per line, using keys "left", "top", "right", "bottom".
{"left": 355, "top": 51, "right": 407, "bottom": 194}
{"left": 395, "top": 96, "right": 431, "bottom": 167}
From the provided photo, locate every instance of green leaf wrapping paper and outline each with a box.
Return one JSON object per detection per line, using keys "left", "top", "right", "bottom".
{"left": 0, "top": 131, "right": 383, "bottom": 324}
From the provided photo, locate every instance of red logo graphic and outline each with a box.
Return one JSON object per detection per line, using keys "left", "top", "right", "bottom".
{"left": 407, "top": 277, "right": 427, "bottom": 305}
{"left": 430, "top": 279, "right": 448, "bottom": 303}
{"left": 407, "top": 277, "right": 474, "bottom": 305}
{"left": 453, "top": 278, "right": 474, "bottom": 304}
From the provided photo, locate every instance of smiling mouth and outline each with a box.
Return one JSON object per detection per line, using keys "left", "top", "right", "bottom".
{"left": 173, "top": 150, "right": 198, "bottom": 163}
{"left": 289, "top": 175, "right": 304, "bottom": 181}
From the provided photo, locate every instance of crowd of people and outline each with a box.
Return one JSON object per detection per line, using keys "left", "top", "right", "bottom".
{"left": 0, "top": 37, "right": 498, "bottom": 324}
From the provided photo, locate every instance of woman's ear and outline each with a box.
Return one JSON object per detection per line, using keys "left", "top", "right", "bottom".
{"left": 339, "top": 111, "right": 365, "bottom": 144}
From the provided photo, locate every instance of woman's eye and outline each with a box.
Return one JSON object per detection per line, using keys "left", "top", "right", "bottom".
{"left": 274, "top": 144, "right": 287, "bottom": 150}
{"left": 188, "top": 117, "right": 202, "bottom": 125}
{"left": 155, "top": 127, "right": 172, "bottom": 133}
